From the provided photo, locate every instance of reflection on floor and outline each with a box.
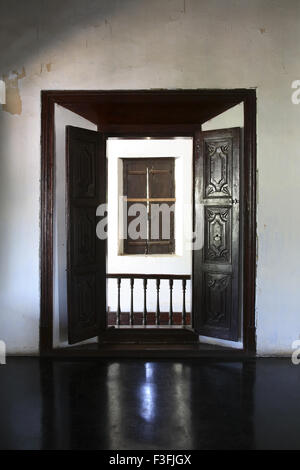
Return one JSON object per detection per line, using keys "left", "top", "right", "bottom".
{"left": 0, "top": 358, "right": 299, "bottom": 449}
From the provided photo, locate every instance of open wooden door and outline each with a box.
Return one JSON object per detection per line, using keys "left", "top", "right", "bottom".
{"left": 66, "top": 126, "right": 106, "bottom": 344}
{"left": 193, "top": 128, "right": 240, "bottom": 341}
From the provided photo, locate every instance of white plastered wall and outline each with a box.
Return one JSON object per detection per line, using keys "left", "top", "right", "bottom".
{"left": 0, "top": 0, "right": 300, "bottom": 354}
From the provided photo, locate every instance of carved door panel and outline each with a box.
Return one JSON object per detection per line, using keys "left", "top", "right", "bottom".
{"left": 66, "top": 126, "right": 106, "bottom": 344}
{"left": 193, "top": 128, "right": 240, "bottom": 340}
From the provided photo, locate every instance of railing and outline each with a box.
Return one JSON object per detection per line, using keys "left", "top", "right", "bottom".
{"left": 107, "top": 274, "right": 191, "bottom": 327}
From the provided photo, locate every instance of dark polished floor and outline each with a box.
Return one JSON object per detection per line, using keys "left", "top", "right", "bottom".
{"left": 0, "top": 357, "right": 299, "bottom": 450}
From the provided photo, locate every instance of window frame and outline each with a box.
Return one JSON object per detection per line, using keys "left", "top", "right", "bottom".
{"left": 122, "top": 156, "right": 176, "bottom": 256}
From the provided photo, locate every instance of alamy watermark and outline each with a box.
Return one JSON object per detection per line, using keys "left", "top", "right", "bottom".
{"left": 0, "top": 340, "right": 6, "bottom": 365}
{"left": 291, "top": 339, "right": 300, "bottom": 365}
{"left": 96, "top": 198, "right": 203, "bottom": 250}
{"left": 291, "top": 80, "right": 300, "bottom": 104}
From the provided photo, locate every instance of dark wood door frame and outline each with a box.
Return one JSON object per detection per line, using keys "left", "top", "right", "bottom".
{"left": 40, "top": 89, "right": 257, "bottom": 355}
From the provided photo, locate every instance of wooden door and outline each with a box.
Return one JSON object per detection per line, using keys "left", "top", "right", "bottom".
{"left": 66, "top": 126, "right": 106, "bottom": 344}
{"left": 193, "top": 128, "right": 240, "bottom": 340}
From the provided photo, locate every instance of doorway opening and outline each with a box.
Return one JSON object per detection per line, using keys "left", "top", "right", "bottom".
{"left": 41, "top": 90, "right": 256, "bottom": 356}
{"left": 106, "top": 137, "right": 193, "bottom": 331}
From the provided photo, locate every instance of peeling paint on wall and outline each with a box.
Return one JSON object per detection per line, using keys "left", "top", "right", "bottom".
{"left": 38, "top": 63, "right": 53, "bottom": 75}
{"left": 2, "top": 67, "right": 25, "bottom": 115}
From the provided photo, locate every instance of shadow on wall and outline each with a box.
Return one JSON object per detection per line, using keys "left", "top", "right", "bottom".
{"left": 0, "top": 0, "right": 148, "bottom": 74}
